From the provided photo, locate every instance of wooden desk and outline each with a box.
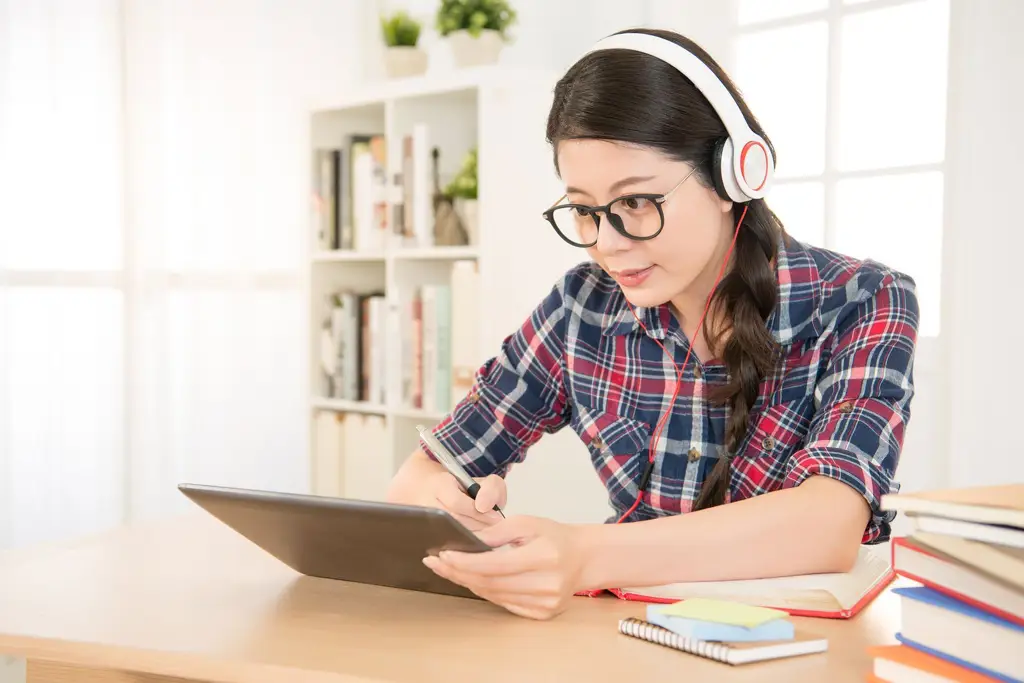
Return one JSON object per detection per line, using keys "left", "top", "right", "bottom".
{"left": 0, "top": 513, "right": 899, "bottom": 683}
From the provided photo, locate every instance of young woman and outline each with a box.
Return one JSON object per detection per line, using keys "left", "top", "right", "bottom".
{"left": 386, "top": 28, "right": 918, "bottom": 620}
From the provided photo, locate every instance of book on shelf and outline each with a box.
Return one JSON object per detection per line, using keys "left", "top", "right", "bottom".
{"left": 581, "top": 544, "right": 894, "bottom": 619}
{"left": 312, "top": 411, "right": 389, "bottom": 500}
{"left": 319, "top": 260, "right": 480, "bottom": 414}
{"left": 871, "top": 483, "right": 1024, "bottom": 682}
{"left": 400, "top": 260, "right": 479, "bottom": 416}
{"left": 319, "top": 290, "right": 386, "bottom": 405}
{"left": 311, "top": 122, "right": 473, "bottom": 253}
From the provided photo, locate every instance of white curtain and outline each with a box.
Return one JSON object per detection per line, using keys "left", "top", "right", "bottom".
{"left": 0, "top": 0, "right": 127, "bottom": 548}
{"left": 0, "top": 0, "right": 358, "bottom": 549}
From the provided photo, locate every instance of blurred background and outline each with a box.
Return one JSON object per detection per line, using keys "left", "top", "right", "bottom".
{"left": 0, "top": 0, "right": 1019, "bottom": 551}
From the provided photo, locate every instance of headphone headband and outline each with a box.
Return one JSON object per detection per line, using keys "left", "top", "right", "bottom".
{"left": 581, "top": 32, "right": 774, "bottom": 203}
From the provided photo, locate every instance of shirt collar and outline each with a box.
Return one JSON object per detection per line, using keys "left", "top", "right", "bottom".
{"left": 601, "top": 295, "right": 673, "bottom": 339}
{"left": 601, "top": 233, "right": 823, "bottom": 346}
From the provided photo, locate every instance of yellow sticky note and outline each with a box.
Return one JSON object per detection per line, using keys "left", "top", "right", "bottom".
{"left": 655, "top": 598, "right": 789, "bottom": 628}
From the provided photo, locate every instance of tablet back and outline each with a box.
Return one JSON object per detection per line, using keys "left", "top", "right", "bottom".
{"left": 178, "top": 483, "right": 489, "bottom": 600}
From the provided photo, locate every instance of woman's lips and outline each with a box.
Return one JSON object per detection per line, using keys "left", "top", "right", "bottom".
{"left": 611, "top": 266, "right": 654, "bottom": 287}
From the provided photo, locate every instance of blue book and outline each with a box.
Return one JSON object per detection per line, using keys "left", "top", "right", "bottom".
{"left": 645, "top": 605, "right": 794, "bottom": 642}
{"left": 894, "top": 586, "right": 1023, "bottom": 683}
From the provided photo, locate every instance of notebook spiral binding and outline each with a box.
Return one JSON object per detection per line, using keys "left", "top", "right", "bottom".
{"left": 618, "top": 617, "right": 731, "bottom": 662}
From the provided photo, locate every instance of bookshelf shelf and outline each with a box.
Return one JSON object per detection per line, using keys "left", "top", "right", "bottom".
{"left": 311, "top": 246, "right": 477, "bottom": 263}
{"left": 311, "top": 397, "right": 387, "bottom": 415}
{"left": 306, "top": 65, "right": 584, "bottom": 505}
{"left": 390, "top": 246, "right": 478, "bottom": 261}
{"left": 309, "top": 66, "right": 543, "bottom": 115}
{"left": 312, "top": 250, "right": 387, "bottom": 263}
{"left": 389, "top": 406, "right": 447, "bottom": 422}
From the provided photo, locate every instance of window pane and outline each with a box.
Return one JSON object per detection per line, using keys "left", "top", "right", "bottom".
{"left": 735, "top": 22, "right": 828, "bottom": 179}
{"left": 835, "top": 172, "right": 942, "bottom": 336}
{"left": 837, "top": 0, "right": 950, "bottom": 171}
{"left": 0, "top": 287, "right": 124, "bottom": 548}
{"left": 0, "top": 0, "right": 124, "bottom": 270}
{"left": 767, "top": 181, "right": 824, "bottom": 246}
{"left": 737, "top": 0, "right": 827, "bottom": 25}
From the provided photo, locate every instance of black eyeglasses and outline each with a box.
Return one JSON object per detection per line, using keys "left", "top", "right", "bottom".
{"left": 541, "top": 166, "right": 699, "bottom": 248}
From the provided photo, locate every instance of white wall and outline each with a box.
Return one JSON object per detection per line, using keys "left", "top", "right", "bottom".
{"left": 943, "top": 0, "right": 1024, "bottom": 486}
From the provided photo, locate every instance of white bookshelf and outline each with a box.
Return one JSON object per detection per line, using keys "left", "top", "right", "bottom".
{"left": 305, "top": 66, "right": 588, "bottom": 504}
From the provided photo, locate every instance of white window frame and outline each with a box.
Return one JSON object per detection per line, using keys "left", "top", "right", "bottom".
{"left": 733, "top": 0, "right": 946, "bottom": 371}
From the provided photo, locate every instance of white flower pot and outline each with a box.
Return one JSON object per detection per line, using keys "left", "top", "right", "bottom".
{"left": 447, "top": 29, "right": 505, "bottom": 68}
{"left": 384, "top": 46, "right": 428, "bottom": 79}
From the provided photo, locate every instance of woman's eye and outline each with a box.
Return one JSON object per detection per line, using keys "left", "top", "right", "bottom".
{"left": 573, "top": 206, "right": 590, "bottom": 216}
{"left": 621, "top": 197, "right": 650, "bottom": 211}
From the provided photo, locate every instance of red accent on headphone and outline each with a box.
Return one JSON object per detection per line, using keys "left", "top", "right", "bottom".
{"left": 615, "top": 204, "right": 750, "bottom": 524}
{"left": 740, "top": 141, "right": 769, "bottom": 193}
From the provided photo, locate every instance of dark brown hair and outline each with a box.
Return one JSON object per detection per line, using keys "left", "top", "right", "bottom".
{"left": 545, "top": 28, "right": 783, "bottom": 511}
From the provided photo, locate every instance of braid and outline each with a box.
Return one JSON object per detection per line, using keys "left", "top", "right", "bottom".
{"left": 693, "top": 199, "right": 781, "bottom": 512}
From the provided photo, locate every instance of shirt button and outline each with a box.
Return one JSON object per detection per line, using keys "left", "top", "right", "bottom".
{"left": 467, "top": 391, "right": 480, "bottom": 403}
{"left": 592, "top": 436, "right": 605, "bottom": 450}
{"left": 693, "top": 365, "right": 702, "bottom": 379}
{"left": 762, "top": 436, "right": 776, "bottom": 450}
{"left": 687, "top": 447, "right": 700, "bottom": 462}
{"left": 838, "top": 400, "right": 854, "bottom": 414}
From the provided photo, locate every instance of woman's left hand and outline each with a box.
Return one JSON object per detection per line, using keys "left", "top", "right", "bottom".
{"left": 422, "top": 515, "right": 588, "bottom": 620}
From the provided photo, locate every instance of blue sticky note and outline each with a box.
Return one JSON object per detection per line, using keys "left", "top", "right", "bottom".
{"left": 646, "top": 605, "right": 795, "bottom": 642}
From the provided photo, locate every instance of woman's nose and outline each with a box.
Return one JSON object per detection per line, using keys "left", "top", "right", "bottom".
{"left": 592, "top": 212, "right": 632, "bottom": 255}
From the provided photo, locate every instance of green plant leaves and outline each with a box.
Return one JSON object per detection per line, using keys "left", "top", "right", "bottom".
{"left": 435, "top": 0, "right": 517, "bottom": 39}
{"left": 444, "top": 147, "right": 478, "bottom": 199}
{"left": 380, "top": 10, "right": 422, "bottom": 47}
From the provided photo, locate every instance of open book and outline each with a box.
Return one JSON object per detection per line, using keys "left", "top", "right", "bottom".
{"left": 582, "top": 544, "right": 894, "bottom": 619}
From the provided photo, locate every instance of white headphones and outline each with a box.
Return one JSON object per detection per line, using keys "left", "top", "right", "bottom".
{"left": 583, "top": 32, "right": 775, "bottom": 204}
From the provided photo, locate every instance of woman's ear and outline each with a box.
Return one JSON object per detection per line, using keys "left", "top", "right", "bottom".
{"left": 719, "top": 197, "right": 733, "bottom": 215}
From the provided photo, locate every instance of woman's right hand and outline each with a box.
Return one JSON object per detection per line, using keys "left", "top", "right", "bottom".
{"left": 387, "top": 450, "right": 507, "bottom": 531}
{"left": 427, "top": 470, "right": 507, "bottom": 531}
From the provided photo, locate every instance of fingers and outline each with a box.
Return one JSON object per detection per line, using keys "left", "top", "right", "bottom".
{"left": 435, "top": 476, "right": 502, "bottom": 527}
{"left": 474, "top": 516, "right": 536, "bottom": 548}
{"left": 472, "top": 474, "right": 507, "bottom": 514}
{"left": 423, "top": 555, "right": 555, "bottom": 595}
{"left": 422, "top": 556, "right": 566, "bottom": 620}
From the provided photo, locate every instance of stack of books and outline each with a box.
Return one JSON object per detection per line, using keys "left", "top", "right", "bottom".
{"left": 870, "top": 484, "right": 1023, "bottom": 682}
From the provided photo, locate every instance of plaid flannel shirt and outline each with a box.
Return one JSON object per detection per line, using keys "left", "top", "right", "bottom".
{"left": 424, "top": 235, "right": 919, "bottom": 543}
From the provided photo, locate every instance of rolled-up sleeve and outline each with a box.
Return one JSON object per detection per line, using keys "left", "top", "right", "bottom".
{"left": 784, "top": 273, "right": 919, "bottom": 544}
{"left": 421, "top": 275, "right": 572, "bottom": 478}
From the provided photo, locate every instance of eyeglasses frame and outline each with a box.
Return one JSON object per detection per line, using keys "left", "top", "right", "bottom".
{"left": 541, "top": 165, "right": 700, "bottom": 248}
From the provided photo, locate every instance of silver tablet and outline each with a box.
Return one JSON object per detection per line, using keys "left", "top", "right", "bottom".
{"left": 178, "top": 483, "right": 490, "bottom": 600}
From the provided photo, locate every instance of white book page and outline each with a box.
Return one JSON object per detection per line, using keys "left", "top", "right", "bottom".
{"left": 619, "top": 544, "right": 892, "bottom": 612}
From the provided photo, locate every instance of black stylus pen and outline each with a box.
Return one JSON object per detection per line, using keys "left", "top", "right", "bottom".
{"left": 417, "top": 425, "right": 505, "bottom": 518}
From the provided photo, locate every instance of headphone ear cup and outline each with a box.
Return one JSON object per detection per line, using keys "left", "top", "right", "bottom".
{"left": 710, "top": 137, "right": 730, "bottom": 202}
{"left": 714, "top": 137, "right": 751, "bottom": 204}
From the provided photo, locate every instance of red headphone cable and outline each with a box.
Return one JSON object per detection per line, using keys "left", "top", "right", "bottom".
{"left": 614, "top": 204, "right": 748, "bottom": 524}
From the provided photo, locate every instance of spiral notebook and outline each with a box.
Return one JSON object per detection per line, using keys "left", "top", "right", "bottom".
{"left": 618, "top": 617, "right": 828, "bottom": 665}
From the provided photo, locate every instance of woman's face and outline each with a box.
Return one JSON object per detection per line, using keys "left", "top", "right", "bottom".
{"left": 555, "top": 139, "right": 733, "bottom": 312}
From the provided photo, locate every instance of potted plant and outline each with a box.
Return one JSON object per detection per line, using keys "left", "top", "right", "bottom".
{"left": 444, "top": 147, "right": 479, "bottom": 244}
{"left": 380, "top": 10, "right": 427, "bottom": 78}
{"left": 435, "top": 0, "right": 517, "bottom": 68}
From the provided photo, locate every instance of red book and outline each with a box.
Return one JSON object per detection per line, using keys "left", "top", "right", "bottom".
{"left": 577, "top": 545, "right": 895, "bottom": 619}
{"left": 891, "top": 535, "right": 1024, "bottom": 628}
